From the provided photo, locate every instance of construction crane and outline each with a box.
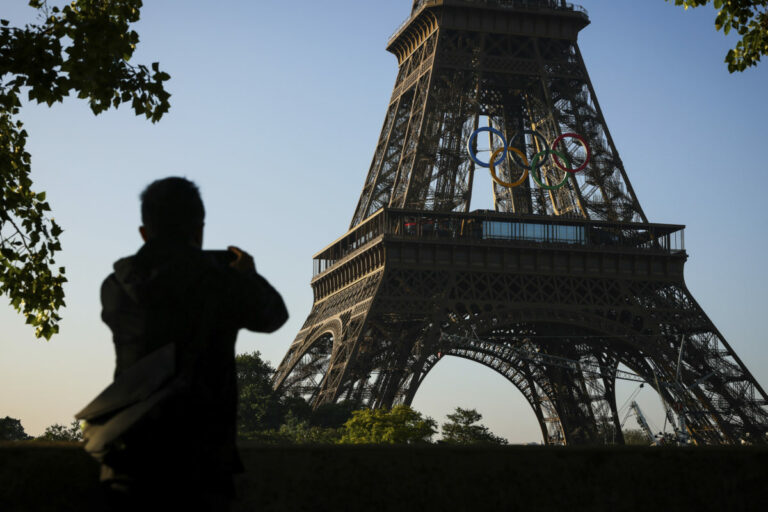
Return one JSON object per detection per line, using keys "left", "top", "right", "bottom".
{"left": 629, "top": 401, "right": 656, "bottom": 444}
{"left": 652, "top": 336, "right": 709, "bottom": 446}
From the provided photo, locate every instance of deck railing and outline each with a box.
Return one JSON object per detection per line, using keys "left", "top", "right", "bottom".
{"left": 313, "top": 209, "right": 685, "bottom": 276}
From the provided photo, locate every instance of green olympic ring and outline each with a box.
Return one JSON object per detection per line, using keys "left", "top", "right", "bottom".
{"left": 530, "top": 149, "right": 571, "bottom": 190}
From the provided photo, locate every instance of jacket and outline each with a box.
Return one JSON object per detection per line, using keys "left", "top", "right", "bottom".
{"left": 99, "top": 239, "right": 288, "bottom": 490}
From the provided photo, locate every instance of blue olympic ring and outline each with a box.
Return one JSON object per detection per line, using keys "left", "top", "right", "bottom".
{"left": 466, "top": 127, "right": 507, "bottom": 168}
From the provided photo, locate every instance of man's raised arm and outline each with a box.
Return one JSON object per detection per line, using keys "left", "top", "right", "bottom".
{"left": 227, "top": 245, "right": 288, "bottom": 333}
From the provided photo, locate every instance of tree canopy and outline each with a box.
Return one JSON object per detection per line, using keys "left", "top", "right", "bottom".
{"left": 440, "top": 407, "right": 508, "bottom": 445}
{"left": 38, "top": 420, "right": 83, "bottom": 442}
{"left": 0, "top": 416, "right": 32, "bottom": 441}
{"left": 236, "top": 351, "right": 353, "bottom": 439}
{"left": 622, "top": 429, "right": 653, "bottom": 446}
{"left": 668, "top": 0, "right": 768, "bottom": 72}
{"left": 338, "top": 405, "right": 437, "bottom": 444}
{"left": 275, "top": 413, "right": 343, "bottom": 445}
{"left": 236, "top": 351, "right": 284, "bottom": 434}
{"left": 0, "top": 0, "right": 170, "bottom": 339}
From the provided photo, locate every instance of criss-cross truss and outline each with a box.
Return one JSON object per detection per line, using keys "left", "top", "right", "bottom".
{"left": 351, "top": 0, "right": 646, "bottom": 227}
{"left": 273, "top": 0, "right": 768, "bottom": 445}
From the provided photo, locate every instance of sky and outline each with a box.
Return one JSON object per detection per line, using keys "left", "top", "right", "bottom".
{"left": 1, "top": 0, "right": 767, "bottom": 443}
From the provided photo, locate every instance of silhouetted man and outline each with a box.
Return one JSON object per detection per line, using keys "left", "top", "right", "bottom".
{"left": 99, "top": 177, "right": 288, "bottom": 511}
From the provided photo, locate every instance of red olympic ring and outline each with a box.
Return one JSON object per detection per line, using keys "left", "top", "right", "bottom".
{"left": 551, "top": 133, "right": 591, "bottom": 174}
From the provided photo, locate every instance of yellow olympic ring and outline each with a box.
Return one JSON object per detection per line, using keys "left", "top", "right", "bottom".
{"left": 489, "top": 146, "right": 529, "bottom": 188}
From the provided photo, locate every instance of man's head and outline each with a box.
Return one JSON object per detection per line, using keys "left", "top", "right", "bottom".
{"left": 139, "top": 177, "right": 205, "bottom": 247}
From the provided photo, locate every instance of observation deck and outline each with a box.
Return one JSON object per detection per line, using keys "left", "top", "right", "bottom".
{"left": 389, "top": 0, "right": 590, "bottom": 60}
{"left": 310, "top": 209, "right": 686, "bottom": 302}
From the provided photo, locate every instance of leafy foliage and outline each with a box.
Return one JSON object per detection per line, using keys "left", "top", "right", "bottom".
{"left": 236, "top": 351, "right": 284, "bottom": 434}
{"left": 235, "top": 354, "right": 440, "bottom": 446}
{"left": 338, "top": 404, "right": 437, "bottom": 444}
{"left": 277, "top": 413, "right": 342, "bottom": 444}
{"left": 38, "top": 420, "right": 83, "bottom": 442}
{"left": 0, "top": 0, "right": 170, "bottom": 339}
{"left": 0, "top": 416, "right": 32, "bottom": 440}
{"left": 440, "top": 407, "right": 508, "bottom": 445}
{"left": 668, "top": 0, "right": 768, "bottom": 72}
{"left": 236, "top": 351, "right": 355, "bottom": 443}
{"left": 622, "top": 429, "right": 653, "bottom": 446}
{"left": 595, "top": 418, "right": 621, "bottom": 445}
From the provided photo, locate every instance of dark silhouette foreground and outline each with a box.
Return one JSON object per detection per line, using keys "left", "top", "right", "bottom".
{"left": 79, "top": 177, "right": 288, "bottom": 511}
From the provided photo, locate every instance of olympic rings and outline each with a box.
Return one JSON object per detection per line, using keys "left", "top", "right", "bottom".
{"left": 466, "top": 127, "right": 591, "bottom": 190}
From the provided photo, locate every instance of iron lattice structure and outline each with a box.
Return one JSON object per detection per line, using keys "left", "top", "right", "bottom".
{"left": 274, "top": 0, "right": 768, "bottom": 445}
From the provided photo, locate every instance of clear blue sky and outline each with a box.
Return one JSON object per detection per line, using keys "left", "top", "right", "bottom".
{"left": 1, "top": 0, "right": 767, "bottom": 443}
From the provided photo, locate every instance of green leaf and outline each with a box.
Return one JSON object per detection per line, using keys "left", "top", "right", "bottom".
{"left": 1, "top": 0, "right": 171, "bottom": 339}
{"left": 670, "top": 0, "right": 767, "bottom": 73}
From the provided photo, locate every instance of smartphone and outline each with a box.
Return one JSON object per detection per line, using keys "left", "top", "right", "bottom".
{"left": 204, "top": 249, "right": 237, "bottom": 266}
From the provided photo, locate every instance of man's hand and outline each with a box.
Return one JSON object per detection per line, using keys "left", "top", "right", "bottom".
{"left": 227, "top": 246, "right": 256, "bottom": 274}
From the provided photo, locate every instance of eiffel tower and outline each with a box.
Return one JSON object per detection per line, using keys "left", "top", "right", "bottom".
{"left": 273, "top": 0, "right": 768, "bottom": 445}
